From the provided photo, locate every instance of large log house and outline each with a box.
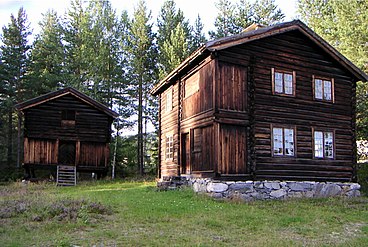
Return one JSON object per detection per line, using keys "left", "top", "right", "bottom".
{"left": 151, "top": 20, "right": 368, "bottom": 182}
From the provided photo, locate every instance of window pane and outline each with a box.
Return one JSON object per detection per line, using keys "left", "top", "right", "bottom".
{"left": 284, "top": 73, "right": 293, "bottom": 95}
{"left": 275, "top": 72, "right": 283, "bottom": 93}
{"left": 284, "top": 128, "right": 294, "bottom": 156}
{"left": 324, "top": 132, "right": 333, "bottom": 158}
{"left": 323, "top": 80, "right": 332, "bottom": 101}
{"left": 314, "top": 131, "right": 323, "bottom": 158}
{"left": 166, "top": 90, "right": 172, "bottom": 112}
{"left": 273, "top": 128, "right": 283, "bottom": 155}
{"left": 166, "top": 136, "right": 173, "bottom": 159}
{"left": 315, "top": 79, "right": 323, "bottom": 99}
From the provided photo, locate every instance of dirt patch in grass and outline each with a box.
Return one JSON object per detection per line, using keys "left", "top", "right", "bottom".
{"left": 280, "top": 222, "right": 367, "bottom": 246}
{"left": 0, "top": 183, "right": 113, "bottom": 224}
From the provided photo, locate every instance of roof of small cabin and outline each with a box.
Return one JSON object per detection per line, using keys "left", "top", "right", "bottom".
{"left": 151, "top": 20, "right": 368, "bottom": 95}
{"left": 15, "top": 87, "right": 119, "bottom": 118}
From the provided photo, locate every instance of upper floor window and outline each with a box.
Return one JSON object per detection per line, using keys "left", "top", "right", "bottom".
{"left": 272, "top": 126, "right": 295, "bottom": 156}
{"left": 313, "top": 76, "right": 334, "bottom": 102}
{"left": 271, "top": 68, "right": 296, "bottom": 96}
{"left": 165, "top": 87, "right": 173, "bottom": 112}
{"left": 61, "top": 110, "right": 75, "bottom": 127}
{"left": 165, "top": 134, "right": 173, "bottom": 160}
{"left": 314, "top": 130, "right": 334, "bottom": 159}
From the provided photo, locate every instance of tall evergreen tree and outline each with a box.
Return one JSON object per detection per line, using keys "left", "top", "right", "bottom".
{"left": 29, "top": 10, "right": 65, "bottom": 96}
{"left": 0, "top": 8, "right": 31, "bottom": 165}
{"left": 63, "top": 0, "right": 90, "bottom": 91}
{"left": 298, "top": 0, "right": 368, "bottom": 139}
{"left": 209, "top": 0, "right": 285, "bottom": 39}
{"left": 209, "top": 0, "right": 238, "bottom": 39}
{"left": 128, "top": 0, "right": 156, "bottom": 175}
{"left": 190, "top": 14, "right": 207, "bottom": 51}
{"left": 252, "top": 0, "right": 285, "bottom": 26}
{"left": 156, "top": 0, "right": 191, "bottom": 77}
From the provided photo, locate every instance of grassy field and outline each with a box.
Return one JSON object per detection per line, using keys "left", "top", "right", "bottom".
{"left": 1, "top": 180, "right": 368, "bottom": 247}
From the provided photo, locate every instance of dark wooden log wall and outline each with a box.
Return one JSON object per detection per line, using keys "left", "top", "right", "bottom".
{"left": 23, "top": 138, "right": 58, "bottom": 165}
{"left": 24, "top": 94, "right": 112, "bottom": 143}
{"left": 218, "top": 30, "right": 356, "bottom": 181}
{"left": 191, "top": 126, "right": 214, "bottom": 172}
{"left": 79, "top": 142, "right": 109, "bottom": 167}
{"left": 160, "top": 83, "right": 180, "bottom": 177}
{"left": 182, "top": 59, "right": 214, "bottom": 120}
{"left": 218, "top": 124, "right": 247, "bottom": 175}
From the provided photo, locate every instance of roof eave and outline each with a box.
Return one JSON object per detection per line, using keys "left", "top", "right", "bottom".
{"left": 150, "top": 45, "right": 208, "bottom": 96}
{"left": 15, "top": 87, "right": 119, "bottom": 119}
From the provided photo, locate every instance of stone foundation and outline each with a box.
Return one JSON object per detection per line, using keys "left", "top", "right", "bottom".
{"left": 158, "top": 177, "right": 361, "bottom": 201}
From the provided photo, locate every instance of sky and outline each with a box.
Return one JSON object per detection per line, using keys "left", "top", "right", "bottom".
{"left": 0, "top": 0, "right": 299, "bottom": 39}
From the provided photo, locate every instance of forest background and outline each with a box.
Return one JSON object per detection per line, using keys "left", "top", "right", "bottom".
{"left": 0, "top": 0, "right": 367, "bottom": 178}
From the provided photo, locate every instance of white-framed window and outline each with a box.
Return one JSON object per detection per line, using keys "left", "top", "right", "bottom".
{"left": 272, "top": 126, "right": 295, "bottom": 156}
{"left": 165, "top": 135, "right": 173, "bottom": 160}
{"left": 314, "top": 130, "right": 334, "bottom": 159}
{"left": 165, "top": 87, "right": 173, "bottom": 112}
{"left": 272, "top": 68, "right": 296, "bottom": 96}
{"left": 313, "top": 76, "right": 334, "bottom": 102}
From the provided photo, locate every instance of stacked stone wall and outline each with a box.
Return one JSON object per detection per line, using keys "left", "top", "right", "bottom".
{"left": 158, "top": 177, "right": 361, "bottom": 201}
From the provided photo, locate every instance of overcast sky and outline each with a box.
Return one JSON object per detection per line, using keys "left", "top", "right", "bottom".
{"left": 0, "top": 0, "right": 298, "bottom": 40}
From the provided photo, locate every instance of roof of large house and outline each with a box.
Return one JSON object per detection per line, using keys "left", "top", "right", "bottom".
{"left": 151, "top": 19, "right": 368, "bottom": 95}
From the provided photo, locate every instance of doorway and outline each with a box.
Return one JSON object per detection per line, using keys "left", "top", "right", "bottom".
{"left": 181, "top": 133, "right": 190, "bottom": 175}
{"left": 58, "top": 141, "right": 76, "bottom": 165}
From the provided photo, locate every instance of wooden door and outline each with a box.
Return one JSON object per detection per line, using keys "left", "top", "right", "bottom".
{"left": 58, "top": 141, "right": 76, "bottom": 165}
{"left": 181, "top": 133, "right": 190, "bottom": 174}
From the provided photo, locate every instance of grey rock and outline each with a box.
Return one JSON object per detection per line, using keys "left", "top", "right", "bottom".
{"left": 264, "top": 182, "right": 281, "bottom": 190}
{"left": 349, "top": 183, "right": 361, "bottom": 191}
{"left": 254, "top": 182, "right": 264, "bottom": 189}
{"left": 288, "top": 192, "right": 303, "bottom": 198}
{"left": 316, "top": 183, "right": 342, "bottom": 197}
{"left": 229, "top": 182, "right": 254, "bottom": 193}
{"left": 270, "top": 189, "right": 287, "bottom": 198}
{"left": 207, "top": 182, "right": 228, "bottom": 193}
{"left": 288, "top": 182, "right": 312, "bottom": 191}
{"left": 346, "top": 190, "right": 360, "bottom": 197}
{"left": 304, "top": 190, "right": 315, "bottom": 198}
{"left": 211, "top": 192, "right": 224, "bottom": 199}
{"left": 280, "top": 182, "right": 287, "bottom": 188}
{"left": 193, "top": 182, "right": 207, "bottom": 193}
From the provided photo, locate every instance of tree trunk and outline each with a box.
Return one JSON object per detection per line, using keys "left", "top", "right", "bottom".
{"left": 138, "top": 76, "right": 144, "bottom": 176}
{"left": 112, "top": 129, "right": 118, "bottom": 179}
{"left": 7, "top": 110, "right": 13, "bottom": 165}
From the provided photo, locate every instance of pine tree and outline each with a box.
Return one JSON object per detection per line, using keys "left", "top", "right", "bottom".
{"left": 0, "top": 7, "right": 31, "bottom": 165}
{"left": 29, "top": 10, "right": 65, "bottom": 96}
{"left": 252, "top": 0, "right": 285, "bottom": 26}
{"left": 190, "top": 14, "right": 207, "bottom": 51}
{"left": 235, "top": 0, "right": 254, "bottom": 32}
{"left": 209, "top": 0, "right": 238, "bottom": 39}
{"left": 63, "top": 0, "right": 90, "bottom": 91}
{"left": 209, "top": 0, "right": 285, "bottom": 38}
{"left": 157, "top": 0, "right": 191, "bottom": 77}
{"left": 161, "top": 23, "right": 189, "bottom": 73}
{"left": 128, "top": 0, "right": 157, "bottom": 175}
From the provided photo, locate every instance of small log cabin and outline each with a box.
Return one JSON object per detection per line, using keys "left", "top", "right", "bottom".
{"left": 15, "top": 87, "right": 118, "bottom": 178}
{"left": 151, "top": 20, "right": 368, "bottom": 182}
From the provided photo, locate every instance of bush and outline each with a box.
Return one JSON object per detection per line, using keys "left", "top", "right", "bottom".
{"left": 357, "top": 162, "right": 368, "bottom": 195}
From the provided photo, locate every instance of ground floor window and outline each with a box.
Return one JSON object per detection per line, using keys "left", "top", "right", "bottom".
{"left": 165, "top": 135, "right": 173, "bottom": 160}
{"left": 314, "top": 130, "right": 334, "bottom": 158}
{"left": 272, "top": 126, "right": 295, "bottom": 156}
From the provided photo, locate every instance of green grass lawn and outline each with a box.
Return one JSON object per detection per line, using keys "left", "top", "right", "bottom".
{"left": 1, "top": 180, "right": 368, "bottom": 247}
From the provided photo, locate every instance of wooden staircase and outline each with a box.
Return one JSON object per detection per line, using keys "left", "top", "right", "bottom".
{"left": 56, "top": 165, "right": 77, "bottom": 186}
